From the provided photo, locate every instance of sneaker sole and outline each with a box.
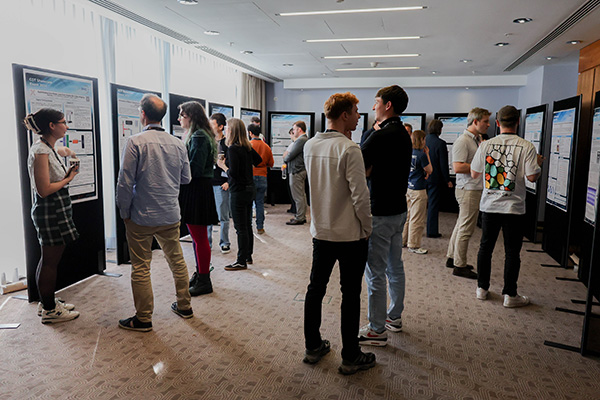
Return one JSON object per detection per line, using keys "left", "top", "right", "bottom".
{"left": 338, "top": 360, "right": 376, "bottom": 375}
{"left": 221, "top": 249, "right": 231, "bottom": 254}
{"left": 41, "top": 313, "right": 80, "bottom": 324}
{"left": 303, "top": 348, "right": 331, "bottom": 364}
{"left": 503, "top": 301, "right": 529, "bottom": 308}
{"left": 385, "top": 324, "right": 402, "bottom": 332}
{"left": 358, "top": 339, "right": 387, "bottom": 347}
{"left": 224, "top": 266, "right": 247, "bottom": 271}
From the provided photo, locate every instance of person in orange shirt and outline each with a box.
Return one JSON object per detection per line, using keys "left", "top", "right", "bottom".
{"left": 248, "top": 123, "right": 274, "bottom": 234}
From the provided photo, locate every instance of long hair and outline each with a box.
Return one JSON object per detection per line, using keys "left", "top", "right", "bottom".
{"left": 178, "top": 101, "right": 216, "bottom": 158}
{"left": 411, "top": 130, "right": 426, "bottom": 150}
{"left": 226, "top": 118, "right": 252, "bottom": 150}
{"left": 24, "top": 108, "right": 64, "bottom": 136}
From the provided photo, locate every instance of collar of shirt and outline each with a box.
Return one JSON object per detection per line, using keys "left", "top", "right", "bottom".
{"left": 143, "top": 123, "right": 164, "bottom": 131}
{"left": 379, "top": 116, "right": 401, "bottom": 130}
{"left": 463, "top": 129, "right": 480, "bottom": 144}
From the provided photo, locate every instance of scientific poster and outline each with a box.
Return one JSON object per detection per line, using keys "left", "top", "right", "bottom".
{"left": 116, "top": 88, "right": 145, "bottom": 161}
{"left": 241, "top": 108, "right": 261, "bottom": 130}
{"left": 585, "top": 108, "right": 600, "bottom": 225}
{"left": 546, "top": 108, "right": 575, "bottom": 212}
{"left": 437, "top": 115, "right": 468, "bottom": 175}
{"left": 524, "top": 111, "right": 544, "bottom": 193}
{"left": 209, "top": 103, "right": 233, "bottom": 120}
{"left": 270, "top": 113, "right": 312, "bottom": 168}
{"left": 400, "top": 114, "right": 424, "bottom": 131}
{"left": 23, "top": 68, "right": 98, "bottom": 203}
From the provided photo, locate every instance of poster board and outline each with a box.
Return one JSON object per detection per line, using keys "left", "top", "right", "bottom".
{"left": 320, "top": 112, "right": 368, "bottom": 144}
{"left": 524, "top": 105, "right": 548, "bottom": 194}
{"left": 268, "top": 111, "right": 315, "bottom": 169}
{"left": 170, "top": 93, "right": 206, "bottom": 140}
{"left": 400, "top": 113, "right": 426, "bottom": 131}
{"left": 434, "top": 113, "right": 468, "bottom": 175}
{"left": 546, "top": 108, "right": 577, "bottom": 211}
{"left": 111, "top": 84, "right": 161, "bottom": 264}
{"left": 209, "top": 102, "right": 234, "bottom": 121}
{"left": 14, "top": 64, "right": 105, "bottom": 300}
{"left": 584, "top": 102, "right": 600, "bottom": 226}
{"left": 241, "top": 107, "right": 262, "bottom": 130}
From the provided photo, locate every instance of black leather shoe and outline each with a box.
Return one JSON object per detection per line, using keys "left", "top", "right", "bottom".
{"left": 427, "top": 233, "right": 442, "bottom": 238}
{"left": 286, "top": 219, "right": 306, "bottom": 225}
{"left": 452, "top": 266, "right": 478, "bottom": 279}
{"left": 446, "top": 258, "right": 474, "bottom": 269}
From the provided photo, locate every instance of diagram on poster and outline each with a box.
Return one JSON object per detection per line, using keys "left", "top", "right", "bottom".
{"left": 270, "top": 113, "right": 312, "bottom": 168}
{"left": 546, "top": 108, "right": 575, "bottom": 212}
{"left": 23, "top": 68, "right": 98, "bottom": 203}
{"left": 400, "top": 115, "right": 424, "bottom": 132}
{"left": 524, "top": 111, "right": 544, "bottom": 193}
{"left": 585, "top": 108, "right": 600, "bottom": 225}
{"left": 241, "top": 108, "right": 261, "bottom": 131}
{"left": 116, "top": 88, "right": 145, "bottom": 161}
{"left": 437, "top": 115, "right": 468, "bottom": 175}
{"left": 210, "top": 104, "right": 233, "bottom": 120}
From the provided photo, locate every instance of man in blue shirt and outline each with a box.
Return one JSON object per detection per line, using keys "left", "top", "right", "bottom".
{"left": 116, "top": 94, "right": 193, "bottom": 332}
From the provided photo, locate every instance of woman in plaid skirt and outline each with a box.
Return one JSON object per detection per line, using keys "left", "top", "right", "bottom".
{"left": 25, "top": 108, "right": 81, "bottom": 324}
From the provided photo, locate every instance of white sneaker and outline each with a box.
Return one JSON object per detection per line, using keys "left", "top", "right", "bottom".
{"left": 358, "top": 324, "right": 387, "bottom": 346}
{"left": 503, "top": 294, "right": 530, "bottom": 308}
{"left": 37, "top": 298, "right": 75, "bottom": 316}
{"left": 476, "top": 287, "right": 489, "bottom": 300}
{"left": 385, "top": 317, "right": 403, "bottom": 332}
{"left": 41, "top": 301, "right": 80, "bottom": 324}
{"left": 408, "top": 247, "right": 428, "bottom": 255}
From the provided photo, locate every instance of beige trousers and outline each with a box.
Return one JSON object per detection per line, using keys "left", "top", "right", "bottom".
{"left": 402, "top": 189, "right": 428, "bottom": 248}
{"left": 125, "top": 220, "right": 191, "bottom": 322}
{"left": 446, "top": 188, "right": 482, "bottom": 267}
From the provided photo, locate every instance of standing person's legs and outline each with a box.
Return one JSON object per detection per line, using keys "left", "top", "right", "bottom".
{"left": 154, "top": 222, "right": 192, "bottom": 311}
{"left": 452, "top": 190, "right": 482, "bottom": 267}
{"left": 208, "top": 185, "right": 231, "bottom": 249}
{"left": 446, "top": 187, "right": 465, "bottom": 260}
{"left": 253, "top": 175, "right": 267, "bottom": 230}
{"left": 501, "top": 214, "right": 525, "bottom": 296}
{"left": 386, "top": 213, "right": 407, "bottom": 321}
{"left": 402, "top": 192, "right": 412, "bottom": 247}
{"left": 186, "top": 224, "right": 211, "bottom": 274}
{"left": 230, "top": 190, "right": 246, "bottom": 264}
{"left": 290, "top": 170, "right": 307, "bottom": 221}
{"left": 124, "top": 220, "right": 157, "bottom": 323}
{"left": 364, "top": 216, "right": 393, "bottom": 333}
{"left": 36, "top": 245, "right": 66, "bottom": 310}
{"left": 245, "top": 187, "right": 255, "bottom": 258}
{"left": 338, "top": 239, "right": 368, "bottom": 361}
{"left": 409, "top": 190, "right": 428, "bottom": 248}
{"left": 426, "top": 183, "right": 441, "bottom": 236}
{"left": 304, "top": 239, "right": 336, "bottom": 351}
{"left": 476, "top": 212, "right": 502, "bottom": 291}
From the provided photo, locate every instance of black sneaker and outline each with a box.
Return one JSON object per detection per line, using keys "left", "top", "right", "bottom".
{"left": 452, "top": 266, "right": 478, "bottom": 279}
{"left": 338, "top": 351, "right": 376, "bottom": 375}
{"left": 171, "top": 302, "right": 193, "bottom": 319}
{"left": 220, "top": 245, "right": 231, "bottom": 254}
{"left": 303, "top": 339, "right": 331, "bottom": 364}
{"left": 446, "top": 258, "right": 474, "bottom": 270}
{"left": 224, "top": 262, "right": 247, "bottom": 271}
{"left": 118, "top": 316, "right": 152, "bottom": 332}
{"left": 427, "top": 233, "right": 442, "bottom": 238}
{"left": 246, "top": 256, "right": 253, "bottom": 265}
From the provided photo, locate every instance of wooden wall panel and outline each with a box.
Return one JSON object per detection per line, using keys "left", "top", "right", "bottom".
{"left": 579, "top": 40, "right": 600, "bottom": 73}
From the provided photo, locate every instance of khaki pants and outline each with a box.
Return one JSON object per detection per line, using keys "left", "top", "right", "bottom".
{"left": 289, "top": 170, "right": 307, "bottom": 221}
{"left": 125, "top": 220, "right": 191, "bottom": 322}
{"left": 402, "top": 189, "right": 428, "bottom": 248}
{"left": 446, "top": 189, "right": 482, "bottom": 267}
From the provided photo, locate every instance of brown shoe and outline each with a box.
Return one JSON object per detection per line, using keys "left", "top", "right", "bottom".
{"left": 452, "top": 266, "right": 478, "bottom": 279}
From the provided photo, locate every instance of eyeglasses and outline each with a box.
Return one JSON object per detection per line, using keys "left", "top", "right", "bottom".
{"left": 55, "top": 121, "right": 68, "bottom": 125}
{"left": 178, "top": 114, "right": 188, "bottom": 118}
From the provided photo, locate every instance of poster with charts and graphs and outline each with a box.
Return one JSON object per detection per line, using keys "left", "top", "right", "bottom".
{"left": 269, "top": 112, "right": 313, "bottom": 169}
{"left": 400, "top": 114, "right": 425, "bottom": 131}
{"left": 241, "top": 108, "right": 261, "bottom": 131}
{"left": 585, "top": 107, "right": 600, "bottom": 225}
{"left": 524, "top": 111, "right": 544, "bottom": 193}
{"left": 435, "top": 114, "right": 468, "bottom": 175}
{"left": 546, "top": 108, "right": 575, "bottom": 212}
{"left": 23, "top": 68, "right": 97, "bottom": 203}
{"left": 115, "top": 87, "right": 146, "bottom": 162}
{"left": 209, "top": 103, "right": 234, "bottom": 120}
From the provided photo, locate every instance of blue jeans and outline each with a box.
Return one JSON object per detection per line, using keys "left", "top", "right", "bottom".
{"left": 365, "top": 213, "right": 407, "bottom": 333}
{"left": 207, "top": 185, "right": 230, "bottom": 248}
{"left": 253, "top": 176, "right": 268, "bottom": 230}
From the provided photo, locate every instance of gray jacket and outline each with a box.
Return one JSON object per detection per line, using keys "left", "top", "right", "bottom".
{"left": 284, "top": 134, "right": 308, "bottom": 174}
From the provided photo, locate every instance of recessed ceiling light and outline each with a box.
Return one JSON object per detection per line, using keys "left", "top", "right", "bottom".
{"left": 204, "top": 30, "right": 220, "bottom": 36}
{"left": 177, "top": 0, "right": 198, "bottom": 4}
{"left": 335, "top": 66, "right": 420, "bottom": 71}
{"left": 431, "top": 71, "right": 438, "bottom": 74}
{"left": 513, "top": 18, "right": 532, "bottom": 24}
{"left": 324, "top": 54, "right": 420, "bottom": 59}
{"left": 495, "top": 42, "right": 509, "bottom": 47}
{"left": 460, "top": 59, "right": 472, "bottom": 63}
{"left": 240, "top": 50, "right": 253, "bottom": 54}
{"left": 546, "top": 56, "right": 554, "bottom": 60}
{"left": 321, "top": 73, "right": 328, "bottom": 76}
{"left": 282, "top": 64, "right": 294, "bottom": 67}
{"left": 278, "top": 6, "right": 427, "bottom": 17}
{"left": 305, "top": 36, "right": 421, "bottom": 43}
{"left": 567, "top": 40, "right": 582, "bottom": 45}
{"left": 465, "top": 87, "right": 470, "bottom": 90}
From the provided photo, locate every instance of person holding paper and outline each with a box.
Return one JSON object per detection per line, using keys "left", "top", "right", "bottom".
{"left": 25, "top": 108, "right": 80, "bottom": 324}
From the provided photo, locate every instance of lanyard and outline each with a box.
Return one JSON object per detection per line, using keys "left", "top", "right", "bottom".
{"left": 40, "top": 137, "right": 67, "bottom": 174}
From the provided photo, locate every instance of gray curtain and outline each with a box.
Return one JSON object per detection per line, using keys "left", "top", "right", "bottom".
{"left": 241, "top": 73, "right": 266, "bottom": 121}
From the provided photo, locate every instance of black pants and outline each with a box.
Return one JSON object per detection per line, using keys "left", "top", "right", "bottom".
{"left": 477, "top": 212, "right": 525, "bottom": 296}
{"left": 426, "top": 183, "right": 443, "bottom": 236}
{"left": 230, "top": 186, "right": 255, "bottom": 264}
{"left": 304, "top": 238, "right": 368, "bottom": 361}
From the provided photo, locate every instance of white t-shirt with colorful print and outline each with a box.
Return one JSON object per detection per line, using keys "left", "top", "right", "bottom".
{"left": 471, "top": 133, "right": 540, "bottom": 215}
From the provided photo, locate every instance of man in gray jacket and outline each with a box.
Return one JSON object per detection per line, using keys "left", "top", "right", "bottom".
{"left": 283, "top": 121, "right": 308, "bottom": 225}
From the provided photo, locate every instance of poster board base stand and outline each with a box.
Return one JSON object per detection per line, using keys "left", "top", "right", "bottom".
{"left": 100, "top": 272, "right": 122, "bottom": 278}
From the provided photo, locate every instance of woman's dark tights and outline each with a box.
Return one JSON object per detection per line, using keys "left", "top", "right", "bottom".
{"left": 36, "top": 245, "right": 65, "bottom": 310}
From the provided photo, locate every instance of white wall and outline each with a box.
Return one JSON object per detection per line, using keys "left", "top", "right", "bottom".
{"left": 0, "top": 0, "right": 244, "bottom": 281}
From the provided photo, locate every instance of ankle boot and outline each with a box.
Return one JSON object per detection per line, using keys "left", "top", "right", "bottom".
{"left": 189, "top": 272, "right": 213, "bottom": 296}
{"left": 189, "top": 271, "right": 199, "bottom": 288}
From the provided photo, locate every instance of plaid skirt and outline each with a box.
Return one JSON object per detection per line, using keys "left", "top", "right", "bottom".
{"left": 31, "top": 188, "right": 79, "bottom": 246}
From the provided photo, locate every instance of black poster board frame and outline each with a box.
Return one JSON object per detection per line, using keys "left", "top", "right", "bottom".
{"left": 110, "top": 84, "right": 161, "bottom": 265}
{"left": 209, "top": 102, "right": 234, "bottom": 121}
{"left": 400, "top": 113, "right": 427, "bottom": 131}
{"left": 240, "top": 107, "right": 262, "bottom": 129}
{"left": 523, "top": 104, "right": 548, "bottom": 243}
{"left": 169, "top": 93, "right": 206, "bottom": 140}
{"left": 13, "top": 64, "right": 106, "bottom": 301}
{"left": 542, "top": 95, "right": 582, "bottom": 268}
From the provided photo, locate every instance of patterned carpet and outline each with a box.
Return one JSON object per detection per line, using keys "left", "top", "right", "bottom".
{"left": 0, "top": 205, "right": 599, "bottom": 400}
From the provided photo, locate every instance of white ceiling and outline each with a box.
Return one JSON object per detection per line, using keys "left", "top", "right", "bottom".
{"left": 99, "top": 0, "right": 600, "bottom": 83}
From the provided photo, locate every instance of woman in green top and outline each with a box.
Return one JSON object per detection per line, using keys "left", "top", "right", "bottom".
{"left": 178, "top": 101, "right": 219, "bottom": 296}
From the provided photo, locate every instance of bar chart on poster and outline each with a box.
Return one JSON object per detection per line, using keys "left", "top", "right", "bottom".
{"left": 23, "top": 68, "right": 98, "bottom": 203}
